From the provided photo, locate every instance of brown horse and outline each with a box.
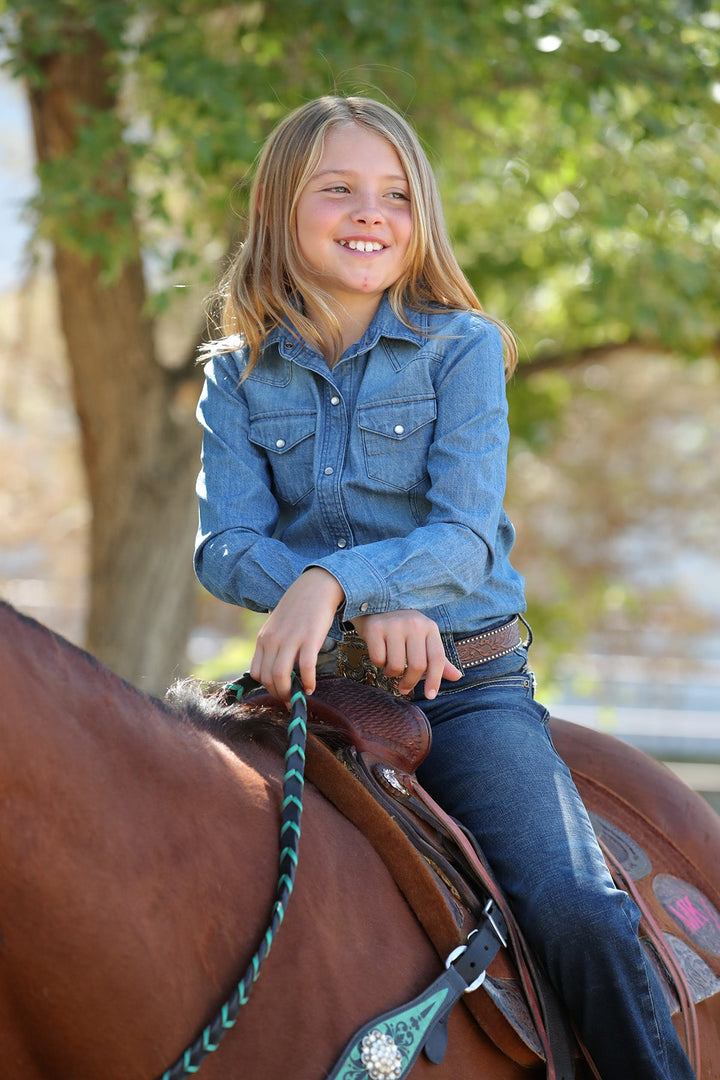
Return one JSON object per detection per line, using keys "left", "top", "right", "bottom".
{"left": 0, "top": 598, "right": 719, "bottom": 1079}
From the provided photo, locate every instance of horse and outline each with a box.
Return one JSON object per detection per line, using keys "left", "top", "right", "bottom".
{"left": 0, "top": 597, "right": 719, "bottom": 1079}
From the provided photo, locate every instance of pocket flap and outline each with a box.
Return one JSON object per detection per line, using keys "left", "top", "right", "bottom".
{"left": 248, "top": 412, "right": 316, "bottom": 454}
{"left": 357, "top": 396, "right": 436, "bottom": 441}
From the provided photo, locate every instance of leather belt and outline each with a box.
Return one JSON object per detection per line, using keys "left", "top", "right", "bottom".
{"left": 337, "top": 616, "right": 524, "bottom": 696}
{"left": 453, "top": 616, "right": 523, "bottom": 669}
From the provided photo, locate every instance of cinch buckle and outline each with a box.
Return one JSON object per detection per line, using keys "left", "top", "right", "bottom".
{"left": 444, "top": 900, "right": 507, "bottom": 993}
{"left": 482, "top": 897, "right": 507, "bottom": 949}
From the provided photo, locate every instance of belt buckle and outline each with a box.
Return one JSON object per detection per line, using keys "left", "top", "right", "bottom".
{"left": 337, "top": 630, "right": 410, "bottom": 698}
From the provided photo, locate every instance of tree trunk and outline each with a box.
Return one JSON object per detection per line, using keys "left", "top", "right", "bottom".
{"left": 23, "top": 22, "right": 203, "bottom": 693}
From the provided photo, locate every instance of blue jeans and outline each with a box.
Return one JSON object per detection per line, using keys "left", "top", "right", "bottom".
{"left": 414, "top": 644, "right": 695, "bottom": 1080}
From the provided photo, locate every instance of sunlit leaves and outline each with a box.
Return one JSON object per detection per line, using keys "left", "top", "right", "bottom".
{"left": 2, "top": 0, "right": 718, "bottom": 342}
{"left": 27, "top": 105, "right": 141, "bottom": 282}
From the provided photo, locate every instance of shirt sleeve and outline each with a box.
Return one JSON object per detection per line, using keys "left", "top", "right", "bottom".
{"left": 193, "top": 352, "right": 307, "bottom": 611}
{"left": 308, "top": 316, "right": 516, "bottom": 621}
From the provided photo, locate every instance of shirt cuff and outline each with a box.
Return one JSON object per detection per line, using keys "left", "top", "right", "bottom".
{"left": 306, "top": 550, "right": 390, "bottom": 622}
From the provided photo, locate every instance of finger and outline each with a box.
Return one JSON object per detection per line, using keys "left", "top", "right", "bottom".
{"left": 360, "top": 627, "right": 388, "bottom": 671}
{"left": 296, "top": 643, "right": 319, "bottom": 698}
{"left": 422, "top": 658, "right": 462, "bottom": 700}
{"left": 444, "top": 659, "right": 463, "bottom": 682}
{"left": 416, "top": 639, "right": 455, "bottom": 700}
{"left": 383, "top": 636, "right": 409, "bottom": 678}
{"left": 393, "top": 633, "right": 432, "bottom": 695}
{"left": 249, "top": 643, "right": 267, "bottom": 688}
{"left": 398, "top": 636, "right": 429, "bottom": 688}
{"left": 251, "top": 643, "right": 294, "bottom": 705}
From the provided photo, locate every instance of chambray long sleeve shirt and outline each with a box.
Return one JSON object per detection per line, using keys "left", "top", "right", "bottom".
{"left": 194, "top": 294, "right": 526, "bottom": 639}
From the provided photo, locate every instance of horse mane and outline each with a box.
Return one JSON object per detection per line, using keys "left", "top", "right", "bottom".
{"left": 165, "top": 677, "right": 343, "bottom": 758}
{"left": 165, "top": 678, "right": 290, "bottom": 750}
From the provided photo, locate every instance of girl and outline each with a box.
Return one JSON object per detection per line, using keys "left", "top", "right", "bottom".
{"left": 194, "top": 95, "right": 693, "bottom": 1079}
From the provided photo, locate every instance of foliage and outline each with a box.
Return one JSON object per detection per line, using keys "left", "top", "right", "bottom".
{"left": 3, "top": 0, "right": 719, "bottom": 351}
{"left": 508, "top": 351, "right": 720, "bottom": 676}
{"left": 1, "top": 0, "right": 719, "bottom": 675}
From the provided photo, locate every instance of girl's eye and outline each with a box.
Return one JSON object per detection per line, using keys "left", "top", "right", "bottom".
{"left": 325, "top": 185, "right": 349, "bottom": 194}
{"left": 387, "top": 191, "right": 410, "bottom": 201}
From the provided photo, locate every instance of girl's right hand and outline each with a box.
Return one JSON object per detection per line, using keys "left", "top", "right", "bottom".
{"left": 251, "top": 567, "right": 345, "bottom": 703}
{"left": 350, "top": 609, "right": 461, "bottom": 700}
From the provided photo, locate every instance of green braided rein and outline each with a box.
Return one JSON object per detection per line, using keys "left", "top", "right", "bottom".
{"left": 157, "top": 674, "right": 307, "bottom": 1080}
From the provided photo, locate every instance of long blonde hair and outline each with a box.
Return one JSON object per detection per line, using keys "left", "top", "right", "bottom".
{"left": 212, "top": 96, "right": 517, "bottom": 376}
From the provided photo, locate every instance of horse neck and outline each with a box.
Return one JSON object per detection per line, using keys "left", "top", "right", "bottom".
{"left": 1, "top": 603, "right": 178, "bottom": 810}
{"left": 0, "top": 600, "right": 280, "bottom": 879}
{"left": 0, "top": 603, "right": 283, "bottom": 1078}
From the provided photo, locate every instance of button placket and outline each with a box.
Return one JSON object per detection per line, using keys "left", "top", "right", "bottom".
{"left": 315, "top": 375, "right": 353, "bottom": 555}
{"left": 323, "top": 390, "right": 341, "bottom": 479}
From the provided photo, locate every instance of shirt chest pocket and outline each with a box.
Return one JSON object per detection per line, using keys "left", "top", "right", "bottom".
{"left": 248, "top": 411, "right": 316, "bottom": 506}
{"left": 357, "top": 396, "right": 437, "bottom": 491}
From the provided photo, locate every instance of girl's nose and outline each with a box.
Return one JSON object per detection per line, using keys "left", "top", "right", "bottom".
{"left": 351, "top": 197, "right": 383, "bottom": 225}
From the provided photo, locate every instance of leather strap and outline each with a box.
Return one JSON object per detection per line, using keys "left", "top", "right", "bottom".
{"left": 326, "top": 902, "right": 507, "bottom": 1080}
{"left": 408, "top": 779, "right": 577, "bottom": 1080}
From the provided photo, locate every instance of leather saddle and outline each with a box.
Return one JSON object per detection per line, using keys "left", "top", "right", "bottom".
{"left": 241, "top": 675, "right": 578, "bottom": 1077}
{"left": 235, "top": 673, "right": 713, "bottom": 1078}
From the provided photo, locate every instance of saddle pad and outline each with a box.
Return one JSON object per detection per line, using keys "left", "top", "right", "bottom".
{"left": 569, "top": 768, "right": 720, "bottom": 1072}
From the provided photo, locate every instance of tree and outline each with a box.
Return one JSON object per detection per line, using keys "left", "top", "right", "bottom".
{"left": 4, "top": 8, "right": 203, "bottom": 690}
{"left": 1, "top": 0, "right": 718, "bottom": 690}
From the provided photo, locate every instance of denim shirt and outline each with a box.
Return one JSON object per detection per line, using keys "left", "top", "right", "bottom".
{"left": 194, "top": 293, "right": 526, "bottom": 639}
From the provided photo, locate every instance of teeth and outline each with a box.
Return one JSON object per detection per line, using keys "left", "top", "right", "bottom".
{"left": 341, "top": 240, "right": 384, "bottom": 252}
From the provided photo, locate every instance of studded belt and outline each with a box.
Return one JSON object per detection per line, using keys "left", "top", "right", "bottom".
{"left": 453, "top": 615, "right": 523, "bottom": 670}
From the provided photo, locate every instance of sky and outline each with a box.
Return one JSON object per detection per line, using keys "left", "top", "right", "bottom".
{"left": 0, "top": 73, "right": 36, "bottom": 293}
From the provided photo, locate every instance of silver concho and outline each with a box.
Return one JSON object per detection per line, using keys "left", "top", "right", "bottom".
{"left": 377, "top": 765, "right": 409, "bottom": 797}
{"left": 360, "top": 1028, "right": 403, "bottom": 1079}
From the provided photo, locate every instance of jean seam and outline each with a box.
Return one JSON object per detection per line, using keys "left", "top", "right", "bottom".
{"left": 622, "top": 905, "right": 671, "bottom": 1073}
{"left": 435, "top": 673, "right": 533, "bottom": 700}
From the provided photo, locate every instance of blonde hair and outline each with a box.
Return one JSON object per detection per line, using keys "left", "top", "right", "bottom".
{"left": 212, "top": 96, "right": 517, "bottom": 376}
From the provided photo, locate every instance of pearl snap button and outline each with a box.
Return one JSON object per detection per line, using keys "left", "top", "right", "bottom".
{"left": 336, "top": 538, "right": 347, "bottom": 548}
{"left": 330, "top": 395, "right": 340, "bottom": 406}
{"left": 393, "top": 424, "right": 405, "bottom": 435}
{"left": 359, "top": 602, "right": 369, "bottom": 612}
{"left": 324, "top": 466, "right": 334, "bottom": 475}
{"left": 275, "top": 439, "right": 286, "bottom": 448}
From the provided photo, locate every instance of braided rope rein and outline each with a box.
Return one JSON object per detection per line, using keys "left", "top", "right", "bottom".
{"left": 157, "top": 675, "right": 308, "bottom": 1080}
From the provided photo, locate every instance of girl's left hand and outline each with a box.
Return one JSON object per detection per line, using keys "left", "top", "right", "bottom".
{"left": 250, "top": 567, "right": 345, "bottom": 703}
{"left": 351, "top": 609, "right": 461, "bottom": 699}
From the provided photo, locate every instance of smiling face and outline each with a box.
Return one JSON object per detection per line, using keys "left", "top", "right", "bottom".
{"left": 294, "top": 123, "right": 413, "bottom": 334}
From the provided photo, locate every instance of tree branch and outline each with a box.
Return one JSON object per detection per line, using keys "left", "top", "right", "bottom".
{"left": 514, "top": 337, "right": 720, "bottom": 379}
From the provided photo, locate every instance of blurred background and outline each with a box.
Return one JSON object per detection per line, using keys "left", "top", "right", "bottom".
{"left": 1, "top": 1, "right": 718, "bottom": 805}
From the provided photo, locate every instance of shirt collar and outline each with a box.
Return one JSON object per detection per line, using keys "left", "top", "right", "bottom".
{"left": 264, "top": 291, "right": 429, "bottom": 359}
